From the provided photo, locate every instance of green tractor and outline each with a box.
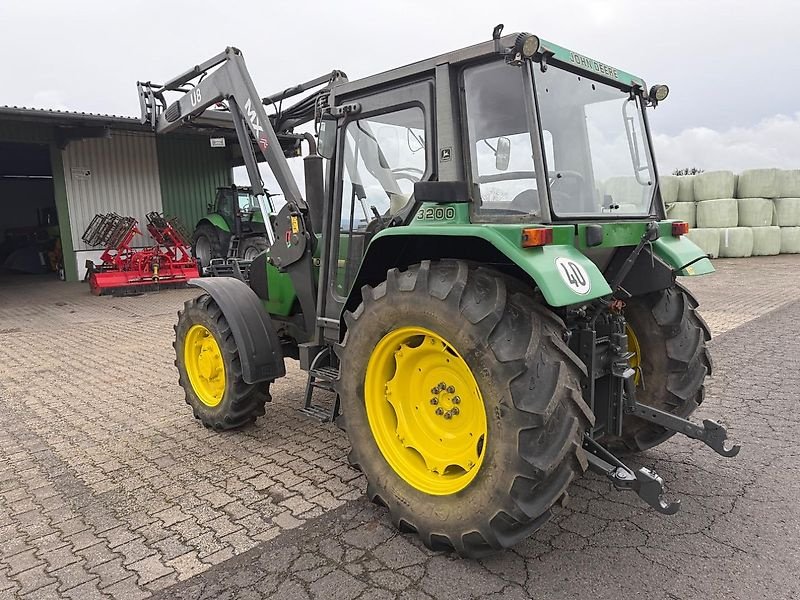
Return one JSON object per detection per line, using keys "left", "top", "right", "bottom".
{"left": 191, "top": 185, "right": 269, "bottom": 270}
{"left": 139, "top": 25, "right": 738, "bottom": 557}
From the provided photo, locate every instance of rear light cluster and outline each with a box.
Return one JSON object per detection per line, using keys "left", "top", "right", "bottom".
{"left": 671, "top": 221, "right": 690, "bottom": 236}
{"left": 521, "top": 227, "right": 553, "bottom": 248}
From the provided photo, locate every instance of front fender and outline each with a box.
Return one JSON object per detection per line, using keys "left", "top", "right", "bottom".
{"left": 189, "top": 277, "right": 285, "bottom": 383}
{"left": 200, "top": 213, "right": 231, "bottom": 233}
{"left": 358, "top": 227, "right": 611, "bottom": 308}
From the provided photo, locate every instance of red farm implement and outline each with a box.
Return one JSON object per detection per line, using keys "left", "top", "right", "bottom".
{"left": 81, "top": 212, "right": 199, "bottom": 295}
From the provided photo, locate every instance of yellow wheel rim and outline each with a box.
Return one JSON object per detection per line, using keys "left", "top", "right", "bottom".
{"left": 626, "top": 324, "right": 642, "bottom": 386}
{"left": 364, "top": 326, "right": 488, "bottom": 496}
{"left": 184, "top": 324, "right": 226, "bottom": 407}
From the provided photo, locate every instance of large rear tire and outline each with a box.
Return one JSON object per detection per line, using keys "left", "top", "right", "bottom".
{"left": 607, "top": 284, "right": 712, "bottom": 452}
{"left": 337, "top": 260, "right": 592, "bottom": 557}
{"left": 239, "top": 236, "right": 268, "bottom": 261}
{"left": 174, "top": 294, "right": 269, "bottom": 429}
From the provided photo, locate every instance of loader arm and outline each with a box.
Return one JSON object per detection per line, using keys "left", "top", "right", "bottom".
{"left": 138, "top": 47, "right": 337, "bottom": 342}
{"left": 138, "top": 47, "right": 306, "bottom": 246}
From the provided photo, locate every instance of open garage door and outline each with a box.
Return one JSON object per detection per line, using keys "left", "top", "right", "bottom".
{"left": 0, "top": 142, "right": 63, "bottom": 284}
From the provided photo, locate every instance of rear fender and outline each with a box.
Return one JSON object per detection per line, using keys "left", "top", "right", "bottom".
{"left": 189, "top": 277, "right": 285, "bottom": 383}
{"left": 347, "top": 229, "right": 612, "bottom": 313}
{"left": 652, "top": 235, "right": 714, "bottom": 276}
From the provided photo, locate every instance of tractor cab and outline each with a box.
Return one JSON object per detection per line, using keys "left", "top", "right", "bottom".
{"left": 211, "top": 185, "right": 266, "bottom": 234}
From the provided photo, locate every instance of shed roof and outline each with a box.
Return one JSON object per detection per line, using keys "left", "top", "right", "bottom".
{"left": 0, "top": 105, "right": 147, "bottom": 131}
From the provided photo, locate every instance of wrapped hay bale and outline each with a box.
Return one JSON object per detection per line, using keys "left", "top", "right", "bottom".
{"left": 751, "top": 226, "right": 781, "bottom": 256}
{"left": 777, "top": 170, "right": 800, "bottom": 198}
{"left": 780, "top": 227, "right": 800, "bottom": 254}
{"left": 659, "top": 176, "right": 680, "bottom": 204}
{"left": 774, "top": 198, "right": 800, "bottom": 226}
{"left": 737, "top": 198, "right": 774, "bottom": 227}
{"left": 718, "top": 227, "right": 753, "bottom": 258}
{"left": 665, "top": 202, "right": 696, "bottom": 227}
{"left": 685, "top": 228, "right": 720, "bottom": 258}
{"left": 696, "top": 198, "right": 738, "bottom": 228}
{"left": 737, "top": 168, "right": 779, "bottom": 198}
{"left": 694, "top": 170, "right": 736, "bottom": 201}
{"left": 676, "top": 176, "right": 695, "bottom": 202}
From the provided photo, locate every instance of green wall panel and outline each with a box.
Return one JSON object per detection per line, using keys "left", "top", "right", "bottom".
{"left": 156, "top": 136, "right": 232, "bottom": 232}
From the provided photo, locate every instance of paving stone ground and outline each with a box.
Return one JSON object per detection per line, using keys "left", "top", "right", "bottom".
{"left": 1, "top": 255, "right": 799, "bottom": 600}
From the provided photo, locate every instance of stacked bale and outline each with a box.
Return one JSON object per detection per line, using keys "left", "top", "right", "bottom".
{"left": 776, "top": 163, "right": 800, "bottom": 254}
{"left": 718, "top": 227, "right": 754, "bottom": 258}
{"left": 664, "top": 174, "right": 695, "bottom": 225}
{"left": 686, "top": 228, "right": 720, "bottom": 258}
{"left": 734, "top": 168, "right": 800, "bottom": 256}
{"left": 662, "top": 168, "right": 800, "bottom": 260}
{"left": 735, "top": 169, "right": 779, "bottom": 256}
{"left": 666, "top": 201, "right": 696, "bottom": 227}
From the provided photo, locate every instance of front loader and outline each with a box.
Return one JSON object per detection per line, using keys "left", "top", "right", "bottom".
{"left": 139, "top": 27, "right": 738, "bottom": 557}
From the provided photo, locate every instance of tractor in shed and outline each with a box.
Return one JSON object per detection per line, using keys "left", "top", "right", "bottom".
{"left": 191, "top": 184, "right": 269, "bottom": 270}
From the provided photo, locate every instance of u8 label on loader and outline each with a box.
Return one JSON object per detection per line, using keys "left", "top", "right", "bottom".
{"left": 555, "top": 257, "right": 591, "bottom": 295}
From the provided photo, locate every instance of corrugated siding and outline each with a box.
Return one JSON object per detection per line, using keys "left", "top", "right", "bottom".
{"left": 157, "top": 136, "right": 232, "bottom": 231}
{"left": 62, "top": 132, "right": 164, "bottom": 251}
{"left": 0, "top": 120, "right": 54, "bottom": 143}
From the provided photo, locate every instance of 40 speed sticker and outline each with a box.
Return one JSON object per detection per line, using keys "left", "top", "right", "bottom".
{"left": 555, "top": 257, "right": 591, "bottom": 295}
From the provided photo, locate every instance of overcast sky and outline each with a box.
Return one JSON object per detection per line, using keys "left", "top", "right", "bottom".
{"left": 2, "top": 0, "right": 798, "bottom": 173}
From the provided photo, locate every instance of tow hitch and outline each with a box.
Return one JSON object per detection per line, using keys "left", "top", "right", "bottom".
{"left": 585, "top": 366, "right": 739, "bottom": 513}
{"left": 584, "top": 435, "right": 680, "bottom": 514}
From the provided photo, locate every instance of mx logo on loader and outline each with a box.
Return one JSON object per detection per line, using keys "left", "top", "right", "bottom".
{"left": 244, "top": 98, "right": 268, "bottom": 150}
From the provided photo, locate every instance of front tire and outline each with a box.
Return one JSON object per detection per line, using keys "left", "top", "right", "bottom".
{"left": 607, "top": 284, "right": 712, "bottom": 452}
{"left": 192, "top": 223, "right": 223, "bottom": 269}
{"left": 174, "top": 294, "right": 269, "bottom": 429}
{"left": 337, "top": 260, "right": 592, "bottom": 557}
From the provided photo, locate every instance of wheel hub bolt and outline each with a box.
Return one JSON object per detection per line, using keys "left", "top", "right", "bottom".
{"left": 444, "top": 411, "right": 453, "bottom": 420}
{"left": 452, "top": 396, "right": 461, "bottom": 404}
{"left": 438, "top": 382, "right": 446, "bottom": 390}
{"left": 431, "top": 387, "right": 439, "bottom": 395}
{"left": 447, "top": 386, "right": 455, "bottom": 394}
{"left": 451, "top": 406, "right": 460, "bottom": 415}
{"left": 435, "top": 407, "right": 444, "bottom": 415}
{"left": 430, "top": 398, "right": 438, "bottom": 405}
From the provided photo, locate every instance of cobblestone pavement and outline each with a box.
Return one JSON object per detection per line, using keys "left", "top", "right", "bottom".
{"left": 1, "top": 255, "right": 799, "bottom": 600}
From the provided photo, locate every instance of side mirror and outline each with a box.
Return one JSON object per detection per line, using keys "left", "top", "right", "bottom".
{"left": 495, "top": 136, "right": 511, "bottom": 171}
{"left": 317, "top": 115, "right": 337, "bottom": 160}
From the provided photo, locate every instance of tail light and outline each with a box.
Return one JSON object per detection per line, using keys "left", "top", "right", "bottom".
{"left": 671, "top": 221, "right": 690, "bottom": 236}
{"left": 521, "top": 228, "right": 553, "bottom": 248}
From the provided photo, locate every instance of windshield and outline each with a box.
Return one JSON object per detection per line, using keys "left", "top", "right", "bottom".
{"left": 534, "top": 65, "right": 655, "bottom": 217}
{"left": 237, "top": 192, "right": 257, "bottom": 211}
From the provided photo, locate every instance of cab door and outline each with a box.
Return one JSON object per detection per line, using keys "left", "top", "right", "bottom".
{"left": 321, "top": 80, "right": 435, "bottom": 340}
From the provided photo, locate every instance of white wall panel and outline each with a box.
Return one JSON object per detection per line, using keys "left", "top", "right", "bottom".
{"left": 62, "top": 132, "right": 163, "bottom": 252}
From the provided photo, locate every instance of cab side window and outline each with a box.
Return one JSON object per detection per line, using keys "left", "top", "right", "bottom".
{"left": 335, "top": 107, "right": 426, "bottom": 296}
